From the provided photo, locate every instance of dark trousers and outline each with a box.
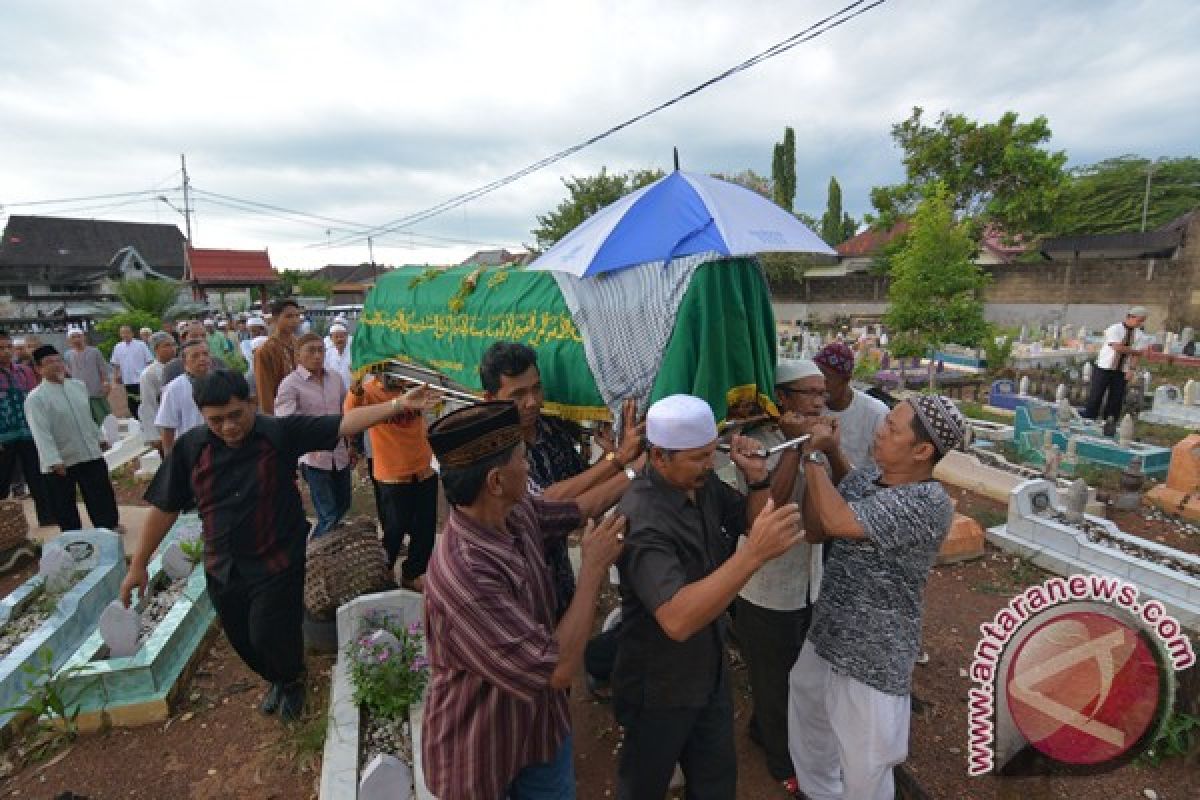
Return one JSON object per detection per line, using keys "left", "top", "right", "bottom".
{"left": 301, "top": 463, "right": 353, "bottom": 537}
{"left": 616, "top": 677, "right": 737, "bottom": 800}
{"left": 0, "top": 437, "right": 54, "bottom": 525}
{"left": 1082, "top": 367, "right": 1127, "bottom": 420}
{"left": 734, "top": 597, "right": 811, "bottom": 780}
{"left": 44, "top": 458, "right": 118, "bottom": 532}
{"left": 376, "top": 474, "right": 438, "bottom": 581}
{"left": 207, "top": 565, "right": 305, "bottom": 685}
{"left": 123, "top": 383, "right": 141, "bottom": 418}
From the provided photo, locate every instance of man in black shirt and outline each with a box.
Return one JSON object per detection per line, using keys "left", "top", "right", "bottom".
{"left": 120, "top": 370, "right": 438, "bottom": 721}
{"left": 613, "top": 394, "right": 801, "bottom": 800}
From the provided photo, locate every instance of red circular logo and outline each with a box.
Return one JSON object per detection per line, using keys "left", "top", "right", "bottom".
{"left": 1005, "top": 610, "right": 1162, "bottom": 765}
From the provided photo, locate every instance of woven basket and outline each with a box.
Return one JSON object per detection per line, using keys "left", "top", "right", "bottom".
{"left": 0, "top": 499, "right": 30, "bottom": 553}
{"left": 303, "top": 515, "right": 390, "bottom": 619}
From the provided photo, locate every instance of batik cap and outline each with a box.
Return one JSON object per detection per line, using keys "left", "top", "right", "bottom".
{"left": 907, "top": 394, "right": 967, "bottom": 455}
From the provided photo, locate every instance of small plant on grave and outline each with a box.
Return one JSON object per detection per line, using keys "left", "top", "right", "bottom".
{"left": 346, "top": 613, "right": 429, "bottom": 721}
{"left": 179, "top": 538, "right": 204, "bottom": 564}
{"left": 1137, "top": 710, "right": 1200, "bottom": 767}
{"left": 0, "top": 647, "right": 96, "bottom": 763}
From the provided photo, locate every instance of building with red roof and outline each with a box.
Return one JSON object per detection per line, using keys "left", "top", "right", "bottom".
{"left": 185, "top": 246, "right": 277, "bottom": 303}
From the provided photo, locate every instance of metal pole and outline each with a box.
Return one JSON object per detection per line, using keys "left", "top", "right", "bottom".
{"left": 1140, "top": 162, "right": 1154, "bottom": 232}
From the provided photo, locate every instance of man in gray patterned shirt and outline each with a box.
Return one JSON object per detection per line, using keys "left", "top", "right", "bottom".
{"left": 787, "top": 395, "right": 965, "bottom": 800}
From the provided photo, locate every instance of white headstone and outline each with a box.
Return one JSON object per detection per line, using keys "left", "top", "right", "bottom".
{"left": 1154, "top": 385, "right": 1181, "bottom": 408}
{"left": 99, "top": 600, "right": 141, "bottom": 658}
{"left": 1064, "top": 479, "right": 1088, "bottom": 523}
{"left": 365, "top": 629, "right": 402, "bottom": 657}
{"left": 1056, "top": 396, "right": 1074, "bottom": 428}
{"left": 1018, "top": 376, "right": 1030, "bottom": 396}
{"left": 359, "top": 753, "right": 413, "bottom": 800}
{"left": 1118, "top": 414, "right": 1135, "bottom": 447}
{"left": 1183, "top": 326, "right": 1195, "bottom": 345}
{"left": 39, "top": 545, "right": 75, "bottom": 594}
{"left": 1078, "top": 325, "right": 1088, "bottom": 341}
{"left": 1065, "top": 436, "right": 1079, "bottom": 462}
{"left": 162, "top": 541, "right": 195, "bottom": 582}
{"left": 1019, "top": 324, "right": 1028, "bottom": 343}
{"left": 1185, "top": 380, "right": 1198, "bottom": 406}
{"left": 1055, "top": 383, "right": 1067, "bottom": 402}
{"left": 880, "top": 332, "right": 889, "bottom": 347}
{"left": 100, "top": 415, "right": 120, "bottom": 446}
{"left": 1082, "top": 362, "right": 1093, "bottom": 384}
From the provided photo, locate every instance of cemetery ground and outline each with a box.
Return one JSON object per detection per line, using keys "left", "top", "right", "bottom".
{"left": 0, "top": 467, "right": 1196, "bottom": 797}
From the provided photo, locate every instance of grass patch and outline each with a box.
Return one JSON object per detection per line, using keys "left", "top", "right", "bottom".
{"left": 974, "top": 554, "right": 1046, "bottom": 595}
{"left": 958, "top": 401, "right": 1013, "bottom": 426}
{"left": 1074, "top": 463, "right": 1122, "bottom": 492}
{"left": 968, "top": 508, "right": 1007, "bottom": 530}
{"left": 1135, "top": 419, "right": 1191, "bottom": 448}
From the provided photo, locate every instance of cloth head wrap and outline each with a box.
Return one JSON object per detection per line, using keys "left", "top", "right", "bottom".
{"left": 814, "top": 342, "right": 855, "bottom": 378}
{"left": 906, "top": 395, "right": 967, "bottom": 456}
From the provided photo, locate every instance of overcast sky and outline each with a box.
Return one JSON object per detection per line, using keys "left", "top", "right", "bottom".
{"left": 1, "top": 0, "right": 1197, "bottom": 270}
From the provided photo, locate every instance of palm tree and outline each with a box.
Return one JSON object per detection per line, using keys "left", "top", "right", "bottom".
{"left": 116, "top": 278, "right": 182, "bottom": 318}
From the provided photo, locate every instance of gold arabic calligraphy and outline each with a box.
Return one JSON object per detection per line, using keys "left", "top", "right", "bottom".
{"left": 360, "top": 309, "right": 584, "bottom": 347}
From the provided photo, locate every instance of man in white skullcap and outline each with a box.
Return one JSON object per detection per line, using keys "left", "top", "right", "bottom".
{"left": 732, "top": 360, "right": 829, "bottom": 793}
{"left": 1083, "top": 305, "right": 1151, "bottom": 426}
{"left": 613, "top": 394, "right": 802, "bottom": 800}
{"left": 323, "top": 323, "right": 353, "bottom": 388}
{"left": 789, "top": 394, "right": 964, "bottom": 800}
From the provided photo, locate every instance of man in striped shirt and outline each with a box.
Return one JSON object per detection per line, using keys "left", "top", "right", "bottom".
{"left": 422, "top": 401, "right": 625, "bottom": 800}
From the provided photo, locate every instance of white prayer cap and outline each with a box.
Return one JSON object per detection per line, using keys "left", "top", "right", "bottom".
{"left": 646, "top": 394, "right": 718, "bottom": 450}
{"left": 1127, "top": 305, "right": 1148, "bottom": 318}
{"left": 247, "top": 316, "right": 266, "bottom": 328}
{"left": 139, "top": 326, "right": 152, "bottom": 334}
{"left": 66, "top": 326, "right": 83, "bottom": 336}
{"left": 329, "top": 323, "right": 347, "bottom": 333}
{"left": 333, "top": 314, "right": 348, "bottom": 322}
{"left": 217, "top": 319, "right": 228, "bottom": 328}
{"left": 250, "top": 335, "right": 269, "bottom": 352}
{"left": 775, "top": 358, "right": 822, "bottom": 386}
{"left": 203, "top": 318, "right": 215, "bottom": 326}
{"left": 176, "top": 320, "right": 189, "bottom": 332}
{"left": 12, "top": 337, "right": 25, "bottom": 346}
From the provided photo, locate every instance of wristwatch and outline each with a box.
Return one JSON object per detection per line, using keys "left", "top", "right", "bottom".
{"left": 746, "top": 475, "right": 772, "bottom": 491}
{"left": 624, "top": 466, "right": 638, "bottom": 482}
{"left": 803, "top": 451, "right": 825, "bottom": 466}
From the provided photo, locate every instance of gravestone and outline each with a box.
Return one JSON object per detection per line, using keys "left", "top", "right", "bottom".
{"left": 1056, "top": 397, "right": 1074, "bottom": 429}
{"left": 1183, "top": 326, "right": 1195, "bottom": 346}
{"left": 1118, "top": 414, "right": 1134, "bottom": 447}
{"left": 134, "top": 449, "right": 162, "bottom": 480}
{"left": 1145, "top": 434, "right": 1200, "bottom": 522}
{"left": 161, "top": 541, "right": 195, "bottom": 582}
{"left": 1018, "top": 376, "right": 1030, "bottom": 396}
{"left": 1082, "top": 361, "right": 1093, "bottom": 384}
{"left": 1187, "top": 380, "right": 1200, "bottom": 407}
{"left": 365, "top": 629, "right": 402, "bottom": 658}
{"left": 359, "top": 753, "right": 413, "bottom": 800}
{"left": 99, "top": 600, "right": 140, "bottom": 659}
{"left": 1114, "top": 456, "right": 1144, "bottom": 511}
{"left": 39, "top": 545, "right": 75, "bottom": 594}
{"left": 1055, "top": 383, "right": 1067, "bottom": 403}
{"left": 1063, "top": 479, "right": 1088, "bottom": 524}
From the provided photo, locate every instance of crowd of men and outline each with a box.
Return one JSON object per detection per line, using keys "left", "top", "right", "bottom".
{"left": 1, "top": 301, "right": 973, "bottom": 800}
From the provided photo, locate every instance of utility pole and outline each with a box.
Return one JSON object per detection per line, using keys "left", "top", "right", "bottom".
{"left": 367, "top": 236, "right": 377, "bottom": 280}
{"left": 1140, "top": 161, "right": 1155, "bottom": 232}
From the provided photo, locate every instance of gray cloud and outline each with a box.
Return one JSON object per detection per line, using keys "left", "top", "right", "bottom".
{"left": 1, "top": 0, "right": 1197, "bottom": 268}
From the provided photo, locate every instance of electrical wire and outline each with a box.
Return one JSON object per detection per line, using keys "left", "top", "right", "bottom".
{"left": 0, "top": 188, "right": 165, "bottom": 209}
{"left": 323, "top": 0, "right": 889, "bottom": 248}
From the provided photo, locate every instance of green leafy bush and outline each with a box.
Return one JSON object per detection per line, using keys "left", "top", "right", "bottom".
{"left": 346, "top": 612, "right": 429, "bottom": 721}
{"left": 94, "top": 311, "right": 160, "bottom": 358}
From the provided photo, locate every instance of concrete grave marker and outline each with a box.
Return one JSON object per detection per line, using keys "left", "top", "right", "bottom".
{"left": 161, "top": 541, "right": 195, "bottom": 582}
{"left": 1082, "top": 361, "right": 1093, "bottom": 384}
{"left": 359, "top": 753, "right": 413, "bottom": 800}
{"left": 1118, "top": 414, "right": 1134, "bottom": 447}
{"left": 1146, "top": 434, "right": 1200, "bottom": 522}
{"left": 1018, "top": 376, "right": 1030, "bottom": 396}
{"left": 99, "top": 600, "right": 140, "bottom": 659}
{"left": 1064, "top": 479, "right": 1088, "bottom": 523}
{"left": 39, "top": 545, "right": 75, "bottom": 593}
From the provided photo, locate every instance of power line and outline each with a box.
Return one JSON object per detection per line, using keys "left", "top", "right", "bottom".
{"left": 323, "top": 0, "right": 889, "bottom": 248}
{"left": 0, "top": 188, "right": 165, "bottom": 209}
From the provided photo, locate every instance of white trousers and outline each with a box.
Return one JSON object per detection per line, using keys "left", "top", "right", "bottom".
{"left": 787, "top": 641, "right": 910, "bottom": 800}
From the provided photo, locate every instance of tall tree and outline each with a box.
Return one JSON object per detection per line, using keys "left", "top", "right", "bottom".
{"left": 713, "top": 169, "right": 772, "bottom": 199}
{"left": 884, "top": 183, "right": 990, "bottom": 358}
{"left": 869, "top": 107, "right": 1067, "bottom": 237}
{"left": 1054, "top": 155, "right": 1200, "bottom": 235}
{"left": 531, "top": 167, "right": 663, "bottom": 249}
{"left": 820, "top": 177, "right": 844, "bottom": 245}
{"left": 771, "top": 127, "right": 796, "bottom": 211}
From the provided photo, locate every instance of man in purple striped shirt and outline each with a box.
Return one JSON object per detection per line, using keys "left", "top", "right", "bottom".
{"left": 422, "top": 401, "right": 625, "bottom": 800}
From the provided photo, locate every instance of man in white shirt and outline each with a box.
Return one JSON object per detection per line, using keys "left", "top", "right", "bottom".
{"left": 814, "top": 342, "right": 889, "bottom": 469}
{"left": 110, "top": 325, "right": 154, "bottom": 419}
{"left": 1083, "top": 306, "right": 1150, "bottom": 424}
{"left": 733, "top": 359, "right": 828, "bottom": 792}
{"left": 156, "top": 341, "right": 211, "bottom": 453}
{"left": 323, "top": 323, "right": 353, "bottom": 388}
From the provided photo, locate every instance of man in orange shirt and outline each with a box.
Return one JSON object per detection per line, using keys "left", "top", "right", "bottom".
{"left": 345, "top": 372, "right": 436, "bottom": 590}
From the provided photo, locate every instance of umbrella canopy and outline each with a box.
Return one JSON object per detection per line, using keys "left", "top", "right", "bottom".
{"left": 528, "top": 169, "right": 836, "bottom": 277}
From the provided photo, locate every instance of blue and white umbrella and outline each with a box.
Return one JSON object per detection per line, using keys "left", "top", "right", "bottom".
{"left": 528, "top": 169, "right": 836, "bottom": 277}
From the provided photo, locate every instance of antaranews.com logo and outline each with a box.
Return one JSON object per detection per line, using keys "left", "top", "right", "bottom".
{"left": 967, "top": 573, "right": 1196, "bottom": 776}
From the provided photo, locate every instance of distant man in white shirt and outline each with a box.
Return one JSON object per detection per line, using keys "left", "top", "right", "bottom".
{"left": 814, "top": 342, "right": 889, "bottom": 469}
{"left": 156, "top": 341, "right": 212, "bottom": 453}
{"left": 110, "top": 325, "right": 154, "bottom": 419}
{"left": 323, "top": 323, "right": 353, "bottom": 389}
{"left": 1083, "top": 305, "right": 1150, "bottom": 424}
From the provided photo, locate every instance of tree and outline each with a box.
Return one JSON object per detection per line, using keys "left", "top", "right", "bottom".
{"left": 532, "top": 168, "right": 664, "bottom": 249}
{"left": 270, "top": 269, "right": 306, "bottom": 300}
{"left": 297, "top": 277, "right": 334, "bottom": 298}
{"left": 771, "top": 127, "right": 796, "bottom": 211}
{"left": 1054, "top": 155, "right": 1200, "bottom": 235}
{"left": 116, "top": 278, "right": 181, "bottom": 318}
{"left": 884, "top": 184, "right": 990, "bottom": 358}
{"left": 869, "top": 107, "right": 1067, "bottom": 237}
{"left": 713, "top": 169, "right": 772, "bottom": 199}
{"left": 819, "top": 176, "right": 859, "bottom": 246}
{"left": 841, "top": 212, "right": 858, "bottom": 242}
{"left": 95, "top": 310, "right": 160, "bottom": 358}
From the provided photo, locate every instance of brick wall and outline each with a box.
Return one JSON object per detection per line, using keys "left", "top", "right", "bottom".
{"left": 770, "top": 213, "right": 1200, "bottom": 329}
